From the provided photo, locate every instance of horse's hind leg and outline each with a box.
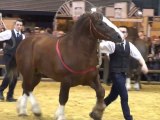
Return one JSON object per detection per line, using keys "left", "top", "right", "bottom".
{"left": 89, "top": 76, "right": 105, "bottom": 120}
{"left": 17, "top": 71, "right": 33, "bottom": 116}
{"left": 17, "top": 92, "right": 28, "bottom": 116}
{"left": 29, "top": 73, "right": 42, "bottom": 116}
{"left": 55, "top": 82, "right": 70, "bottom": 120}
{"left": 17, "top": 71, "right": 42, "bottom": 116}
{"left": 133, "top": 73, "right": 141, "bottom": 90}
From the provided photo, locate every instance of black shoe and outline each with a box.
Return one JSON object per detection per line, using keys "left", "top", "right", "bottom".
{"left": 0, "top": 92, "right": 4, "bottom": 101}
{"left": 6, "top": 97, "right": 17, "bottom": 102}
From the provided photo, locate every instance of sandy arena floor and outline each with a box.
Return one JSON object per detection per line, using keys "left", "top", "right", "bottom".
{"left": 0, "top": 80, "right": 160, "bottom": 120}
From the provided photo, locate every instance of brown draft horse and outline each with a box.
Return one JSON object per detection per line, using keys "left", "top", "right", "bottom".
{"left": 13, "top": 12, "right": 123, "bottom": 120}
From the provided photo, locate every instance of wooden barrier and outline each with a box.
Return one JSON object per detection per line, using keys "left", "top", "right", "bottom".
{"left": 0, "top": 64, "right": 5, "bottom": 68}
{"left": 148, "top": 70, "right": 160, "bottom": 73}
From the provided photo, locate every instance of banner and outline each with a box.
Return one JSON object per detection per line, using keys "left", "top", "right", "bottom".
{"left": 72, "top": 1, "right": 85, "bottom": 20}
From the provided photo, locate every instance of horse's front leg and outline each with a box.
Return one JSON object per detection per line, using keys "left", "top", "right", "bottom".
{"left": 89, "top": 75, "right": 106, "bottom": 120}
{"left": 55, "top": 82, "right": 70, "bottom": 120}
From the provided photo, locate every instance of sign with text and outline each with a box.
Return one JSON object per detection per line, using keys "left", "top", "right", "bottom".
{"left": 72, "top": 1, "right": 85, "bottom": 20}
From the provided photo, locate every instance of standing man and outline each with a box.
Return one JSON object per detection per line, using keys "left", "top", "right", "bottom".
{"left": 100, "top": 26, "right": 148, "bottom": 120}
{"left": 0, "top": 19, "right": 25, "bottom": 102}
{"left": 0, "top": 22, "right": 5, "bottom": 77}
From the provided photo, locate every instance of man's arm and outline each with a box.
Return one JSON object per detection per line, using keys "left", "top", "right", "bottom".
{"left": 99, "top": 40, "right": 115, "bottom": 55}
{"left": 129, "top": 42, "right": 148, "bottom": 74}
{"left": 0, "top": 30, "right": 12, "bottom": 41}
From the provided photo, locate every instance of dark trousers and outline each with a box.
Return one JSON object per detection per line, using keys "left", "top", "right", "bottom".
{"left": 104, "top": 72, "right": 133, "bottom": 120}
{"left": 0, "top": 54, "right": 18, "bottom": 98}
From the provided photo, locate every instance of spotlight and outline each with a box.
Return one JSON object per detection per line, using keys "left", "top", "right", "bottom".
{"left": 91, "top": 7, "right": 96, "bottom": 12}
{"left": 137, "top": 10, "right": 142, "bottom": 16}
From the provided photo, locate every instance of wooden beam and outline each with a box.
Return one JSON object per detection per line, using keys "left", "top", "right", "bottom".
{"left": 109, "top": 18, "right": 143, "bottom": 22}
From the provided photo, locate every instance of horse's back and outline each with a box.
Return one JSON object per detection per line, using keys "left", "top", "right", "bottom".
{"left": 18, "top": 33, "right": 56, "bottom": 54}
{"left": 16, "top": 34, "right": 57, "bottom": 73}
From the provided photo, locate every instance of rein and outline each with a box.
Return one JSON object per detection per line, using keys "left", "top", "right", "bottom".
{"left": 89, "top": 19, "right": 107, "bottom": 38}
{"left": 56, "top": 39, "right": 97, "bottom": 74}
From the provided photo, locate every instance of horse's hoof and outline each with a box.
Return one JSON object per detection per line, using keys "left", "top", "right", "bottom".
{"left": 54, "top": 116, "right": 66, "bottom": 120}
{"left": 134, "top": 88, "right": 140, "bottom": 91}
{"left": 33, "top": 112, "right": 42, "bottom": 117}
{"left": 32, "top": 104, "right": 42, "bottom": 117}
{"left": 57, "top": 116, "right": 66, "bottom": 120}
{"left": 17, "top": 108, "right": 28, "bottom": 117}
{"left": 133, "top": 83, "right": 140, "bottom": 91}
{"left": 89, "top": 112, "right": 101, "bottom": 120}
{"left": 18, "top": 113, "right": 28, "bottom": 117}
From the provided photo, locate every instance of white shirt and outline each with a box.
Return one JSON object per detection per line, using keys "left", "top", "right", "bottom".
{"left": 0, "top": 29, "right": 25, "bottom": 41}
{"left": 100, "top": 40, "right": 144, "bottom": 61}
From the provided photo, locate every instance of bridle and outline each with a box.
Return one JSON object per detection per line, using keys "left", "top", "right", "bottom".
{"left": 56, "top": 39, "right": 97, "bottom": 74}
{"left": 89, "top": 18, "right": 107, "bottom": 68}
{"left": 89, "top": 18, "right": 107, "bottom": 39}
{"left": 89, "top": 18, "right": 118, "bottom": 40}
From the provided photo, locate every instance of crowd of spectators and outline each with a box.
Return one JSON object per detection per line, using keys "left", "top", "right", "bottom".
{"left": 146, "top": 35, "right": 160, "bottom": 81}
{"left": 22, "top": 27, "right": 65, "bottom": 38}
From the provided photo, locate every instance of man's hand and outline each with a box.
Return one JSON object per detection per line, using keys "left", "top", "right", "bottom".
{"left": 141, "top": 64, "right": 149, "bottom": 74}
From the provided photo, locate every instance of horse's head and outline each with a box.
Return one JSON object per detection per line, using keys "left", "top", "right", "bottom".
{"left": 89, "top": 12, "right": 123, "bottom": 43}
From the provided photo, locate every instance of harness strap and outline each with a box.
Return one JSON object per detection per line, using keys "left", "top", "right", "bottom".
{"left": 56, "top": 39, "right": 97, "bottom": 74}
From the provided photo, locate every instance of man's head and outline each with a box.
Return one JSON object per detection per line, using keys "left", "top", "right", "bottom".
{"left": 0, "top": 22, "right": 5, "bottom": 32}
{"left": 14, "top": 19, "right": 23, "bottom": 32}
{"left": 118, "top": 26, "right": 128, "bottom": 39}
{"left": 0, "top": 22, "right": 3, "bottom": 31}
{"left": 138, "top": 31, "right": 145, "bottom": 39}
{"left": 34, "top": 27, "right": 40, "bottom": 33}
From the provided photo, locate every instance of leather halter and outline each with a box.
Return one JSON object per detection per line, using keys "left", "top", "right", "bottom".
{"left": 56, "top": 39, "right": 97, "bottom": 74}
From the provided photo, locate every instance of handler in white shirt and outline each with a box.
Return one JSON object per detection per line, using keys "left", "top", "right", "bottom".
{"left": 100, "top": 26, "right": 148, "bottom": 120}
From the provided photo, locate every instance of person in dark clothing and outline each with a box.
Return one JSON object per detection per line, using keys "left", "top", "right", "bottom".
{"left": 0, "top": 21, "right": 5, "bottom": 76}
{"left": 100, "top": 26, "right": 148, "bottom": 120}
{"left": 0, "top": 19, "right": 25, "bottom": 102}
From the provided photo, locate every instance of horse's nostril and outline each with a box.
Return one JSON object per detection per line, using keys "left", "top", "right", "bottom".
{"left": 118, "top": 35, "right": 121, "bottom": 39}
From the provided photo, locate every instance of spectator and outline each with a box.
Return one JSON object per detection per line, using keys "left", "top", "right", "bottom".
{"left": 45, "top": 27, "right": 52, "bottom": 34}
{"left": 34, "top": 27, "right": 40, "bottom": 34}
{"left": 136, "top": 31, "right": 149, "bottom": 61}
{"left": 0, "top": 22, "right": 5, "bottom": 77}
{"left": 147, "top": 36, "right": 160, "bottom": 81}
{"left": 23, "top": 27, "right": 31, "bottom": 37}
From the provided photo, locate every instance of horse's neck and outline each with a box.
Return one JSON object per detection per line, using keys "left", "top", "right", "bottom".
{"left": 74, "top": 36, "right": 97, "bottom": 54}
{"left": 59, "top": 35, "right": 99, "bottom": 68}
{"left": 62, "top": 35, "right": 98, "bottom": 58}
